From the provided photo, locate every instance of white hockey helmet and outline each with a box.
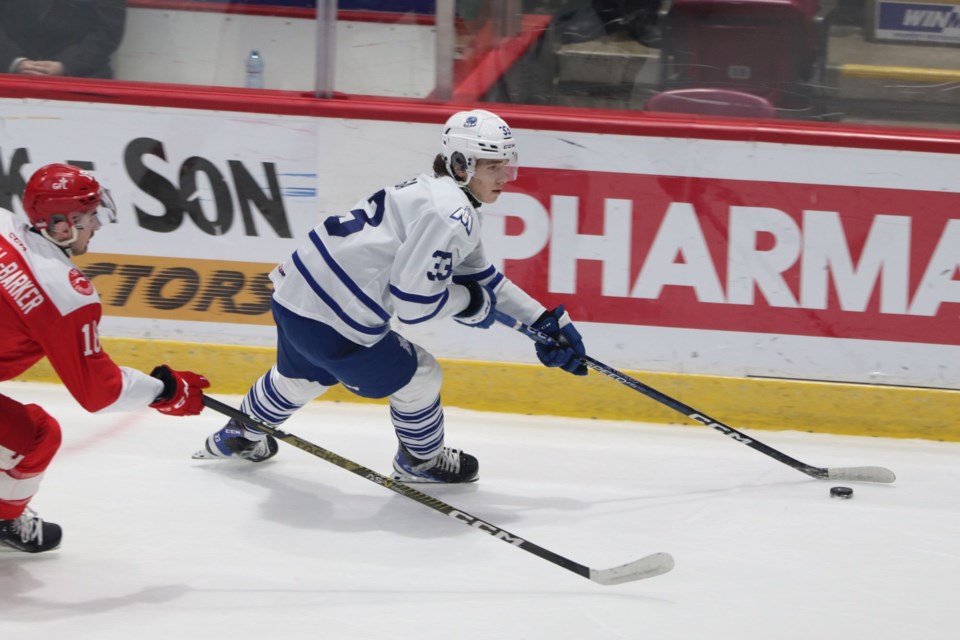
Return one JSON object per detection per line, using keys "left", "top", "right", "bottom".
{"left": 441, "top": 109, "right": 518, "bottom": 185}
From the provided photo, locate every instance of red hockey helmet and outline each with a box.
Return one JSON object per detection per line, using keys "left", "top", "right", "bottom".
{"left": 22, "top": 164, "right": 116, "bottom": 231}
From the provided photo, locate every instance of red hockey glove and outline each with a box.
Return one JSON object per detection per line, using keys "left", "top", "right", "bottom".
{"left": 149, "top": 365, "right": 210, "bottom": 416}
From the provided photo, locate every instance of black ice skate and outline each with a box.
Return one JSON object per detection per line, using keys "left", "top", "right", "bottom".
{"left": 0, "top": 508, "right": 62, "bottom": 553}
{"left": 193, "top": 419, "right": 279, "bottom": 462}
{"left": 392, "top": 443, "right": 479, "bottom": 483}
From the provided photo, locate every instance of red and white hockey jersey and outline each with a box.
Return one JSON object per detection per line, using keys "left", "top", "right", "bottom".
{"left": 0, "top": 209, "right": 162, "bottom": 412}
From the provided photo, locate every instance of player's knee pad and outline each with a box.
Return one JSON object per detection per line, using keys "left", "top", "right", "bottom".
{"left": 19, "top": 405, "right": 62, "bottom": 475}
{"left": 0, "top": 395, "right": 35, "bottom": 461}
{"left": 390, "top": 345, "right": 443, "bottom": 408}
{"left": 0, "top": 399, "right": 61, "bottom": 474}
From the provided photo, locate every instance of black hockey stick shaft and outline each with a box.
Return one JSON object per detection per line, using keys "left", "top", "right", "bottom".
{"left": 201, "top": 395, "right": 673, "bottom": 585}
{"left": 496, "top": 311, "right": 895, "bottom": 483}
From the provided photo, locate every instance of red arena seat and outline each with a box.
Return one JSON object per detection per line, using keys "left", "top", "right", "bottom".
{"left": 659, "top": 0, "right": 828, "bottom": 114}
{"left": 646, "top": 87, "right": 777, "bottom": 118}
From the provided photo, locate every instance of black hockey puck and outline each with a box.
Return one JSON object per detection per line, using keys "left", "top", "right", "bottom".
{"left": 830, "top": 486, "right": 853, "bottom": 499}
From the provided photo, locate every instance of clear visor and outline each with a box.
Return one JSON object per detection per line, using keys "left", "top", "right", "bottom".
{"left": 74, "top": 188, "right": 118, "bottom": 230}
{"left": 476, "top": 153, "right": 519, "bottom": 182}
{"left": 98, "top": 188, "right": 118, "bottom": 223}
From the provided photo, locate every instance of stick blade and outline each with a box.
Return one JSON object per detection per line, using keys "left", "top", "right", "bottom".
{"left": 827, "top": 466, "right": 896, "bottom": 483}
{"left": 589, "top": 552, "right": 675, "bottom": 585}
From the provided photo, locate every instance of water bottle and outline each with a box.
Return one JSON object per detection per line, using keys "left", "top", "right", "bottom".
{"left": 245, "top": 50, "right": 264, "bottom": 89}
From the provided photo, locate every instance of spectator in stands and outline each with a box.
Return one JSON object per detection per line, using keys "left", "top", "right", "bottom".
{"left": 0, "top": 1, "right": 127, "bottom": 79}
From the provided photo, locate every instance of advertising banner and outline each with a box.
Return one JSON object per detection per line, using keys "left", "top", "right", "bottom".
{"left": 873, "top": 0, "right": 960, "bottom": 45}
{"left": 499, "top": 169, "right": 960, "bottom": 347}
{"left": 2, "top": 97, "right": 959, "bottom": 390}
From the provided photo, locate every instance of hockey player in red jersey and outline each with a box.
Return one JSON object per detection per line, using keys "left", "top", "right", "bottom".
{"left": 0, "top": 163, "right": 211, "bottom": 553}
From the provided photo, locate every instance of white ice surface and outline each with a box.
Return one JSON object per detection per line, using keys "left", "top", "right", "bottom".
{"left": 2, "top": 380, "right": 959, "bottom": 639}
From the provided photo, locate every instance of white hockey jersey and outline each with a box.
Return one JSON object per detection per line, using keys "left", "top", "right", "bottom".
{"left": 270, "top": 173, "right": 545, "bottom": 345}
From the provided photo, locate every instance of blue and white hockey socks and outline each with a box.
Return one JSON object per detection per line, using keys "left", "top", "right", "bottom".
{"left": 390, "top": 396, "right": 445, "bottom": 460}
{"left": 240, "top": 366, "right": 331, "bottom": 436}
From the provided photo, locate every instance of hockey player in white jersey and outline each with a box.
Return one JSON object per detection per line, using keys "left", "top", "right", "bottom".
{"left": 195, "top": 109, "right": 587, "bottom": 482}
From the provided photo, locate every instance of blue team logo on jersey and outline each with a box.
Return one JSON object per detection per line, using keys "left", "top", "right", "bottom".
{"left": 464, "top": 116, "right": 478, "bottom": 128}
{"left": 449, "top": 207, "right": 473, "bottom": 235}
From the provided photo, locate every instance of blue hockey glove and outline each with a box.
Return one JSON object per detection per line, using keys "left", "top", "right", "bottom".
{"left": 454, "top": 281, "right": 497, "bottom": 329}
{"left": 530, "top": 305, "right": 587, "bottom": 376}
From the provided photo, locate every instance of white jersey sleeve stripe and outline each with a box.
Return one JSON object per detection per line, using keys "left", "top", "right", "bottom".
{"left": 453, "top": 269, "right": 504, "bottom": 292}
{"left": 389, "top": 284, "right": 447, "bottom": 304}
{"left": 291, "top": 252, "right": 388, "bottom": 337}
{"left": 308, "top": 230, "right": 391, "bottom": 322}
{"left": 394, "top": 287, "right": 451, "bottom": 324}
{"left": 452, "top": 264, "right": 498, "bottom": 283}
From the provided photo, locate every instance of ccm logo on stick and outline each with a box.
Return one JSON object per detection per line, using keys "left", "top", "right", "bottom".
{"left": 449, "top": 510, "right": 525, "bottom": 546}
{"left": 689, "top": 413, "right": 753, "bottom": 443}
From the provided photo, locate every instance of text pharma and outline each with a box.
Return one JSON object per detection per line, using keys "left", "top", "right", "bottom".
{"left": 488, "top": 195, "right": 960, "bottom": 318}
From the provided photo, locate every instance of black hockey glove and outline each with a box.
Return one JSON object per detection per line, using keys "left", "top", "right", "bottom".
{"left": 530, "top": 305, "right": 588, "bottom": 376}
{"left": 454, "top": 281, "right": 497, "bottom": 329}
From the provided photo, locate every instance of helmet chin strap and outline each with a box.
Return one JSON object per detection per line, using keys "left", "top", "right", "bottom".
{"left": 459, "top": 184, "right": 482, "bottom": 208}
{"left": 40, "top": 226, "right": 80, "bottom": 251}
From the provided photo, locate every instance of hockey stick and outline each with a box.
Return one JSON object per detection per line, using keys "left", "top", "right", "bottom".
{"left": 496, "top": 311, "right": 896, "bottom": 484}
{"left": 201, "top": 395, "right": 674, "bottom": 585}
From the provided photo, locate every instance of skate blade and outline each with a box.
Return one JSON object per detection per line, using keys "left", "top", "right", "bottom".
{"left": 191, "top": 448, "right": 222, "bottom": 460}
